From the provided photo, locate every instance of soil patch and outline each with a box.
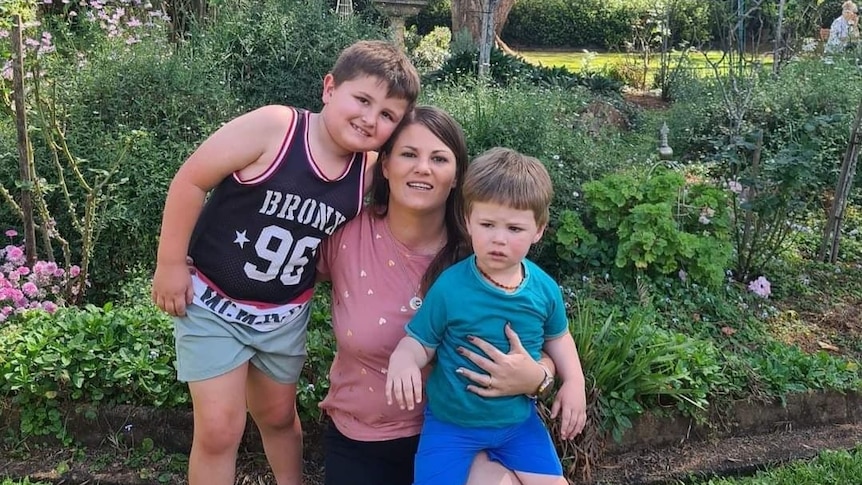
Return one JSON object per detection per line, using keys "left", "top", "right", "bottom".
{"left": 2, "top": 416, "right": 862, "bottom": 484}
{"left": 623, "top": 91, "right": 671, "bottom": 111}
{"left": 593, "top": 422, "right": 862, "bottom": 484}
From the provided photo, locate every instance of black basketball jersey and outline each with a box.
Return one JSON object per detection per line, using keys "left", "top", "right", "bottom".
{"left": 188, "top": 108, "right": 365, "bottom": 305}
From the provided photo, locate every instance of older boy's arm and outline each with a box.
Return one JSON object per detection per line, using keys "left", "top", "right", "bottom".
{"left": 152, "top": 106, "right": 295, "bottom": 316}
{"left": 544, "top": 333, "right": 587, "bottom": 440}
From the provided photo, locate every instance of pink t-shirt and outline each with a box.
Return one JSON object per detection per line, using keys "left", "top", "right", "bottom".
{"left": 317, "top": 209, "right": 433, "bottom": 441}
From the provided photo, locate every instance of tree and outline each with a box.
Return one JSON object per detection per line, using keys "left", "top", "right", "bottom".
{"left": 451, "top": 0, "right": 517, "bottom": 47}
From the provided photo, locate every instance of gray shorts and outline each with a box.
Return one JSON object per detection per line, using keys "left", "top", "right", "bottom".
{"left": 174, "top": 303, "right": 310, "bottom": 384}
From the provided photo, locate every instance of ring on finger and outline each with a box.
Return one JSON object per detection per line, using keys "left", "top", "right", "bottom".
{"left": 486, "top": 376, "right": 494, "bottom": 389}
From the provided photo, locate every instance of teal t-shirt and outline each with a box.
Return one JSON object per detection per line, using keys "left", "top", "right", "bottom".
{"left": 405, "top": 255, "right": 568, "bottom": 428}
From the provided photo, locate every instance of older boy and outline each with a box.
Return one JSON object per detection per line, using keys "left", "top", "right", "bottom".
{"left": 152, "top": 40, "right": 420, "bottom": 485}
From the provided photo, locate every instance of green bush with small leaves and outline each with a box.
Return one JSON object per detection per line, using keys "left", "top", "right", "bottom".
{"left": 199, "top": 0, "right": 385, "bottom": 113}
{"left": 555, "top": 168, "right": 733, "bottom": 287}
{"left": 0, "top": 304, "right": 186, "bottom": 442}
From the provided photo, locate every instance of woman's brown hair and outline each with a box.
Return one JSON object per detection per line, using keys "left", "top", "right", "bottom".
{"left": 369, "top": 106, "right": 470, "bottom": 294}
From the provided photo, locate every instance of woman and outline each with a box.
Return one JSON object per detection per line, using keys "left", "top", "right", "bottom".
{"left": 316, "top": 106, "right": 556, "bottom": 485}
{"left": 826, "top": 1, "right": 859, "bottom": 53}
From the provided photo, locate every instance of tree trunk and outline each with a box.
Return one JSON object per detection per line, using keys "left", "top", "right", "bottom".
{"left": 452, "top": 0, "right": 516, "bottom": 44}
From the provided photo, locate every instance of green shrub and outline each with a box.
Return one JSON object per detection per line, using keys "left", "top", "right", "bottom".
{"left": 570, "top": 301, "right": 718, "bottom": 437}
{"left": 198, "top": 0, "right": 385, "bottom": 113}
{"left": 298, "top": 286, "right": 335, "bottom": 423}
{"left": 410, "top": 0, "right": 451, "bottom": 35}
{"left": 729, "top": 343, "right": 862, "bottom": 402}
{"left": 409, "top": 26, "right": 452, "bottom": 74}
{"left": 555, "top": 168, "right": 733, "bottom": 287}
{"left": 502, "top": 0, "right": 638, "bottom": 49}
{"left": 0, "top": 304, "right": 186, "bottom": 442}
{"left": 0, "top": 286, "right": 338, "bottom": 441}
{"left": 0, "top": 35, "right": 238, "bottom": 303}
{"left": 426, "top": 47, "right": 623, "bottom": 95}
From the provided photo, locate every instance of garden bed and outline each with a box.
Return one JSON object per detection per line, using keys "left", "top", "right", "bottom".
{"left": 2, "top": 390, "right": 860, "bottom": 484}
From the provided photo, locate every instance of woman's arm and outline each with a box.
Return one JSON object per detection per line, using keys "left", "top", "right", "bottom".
{"left": 454, "top": 323, "right": 553, "bottom": 398}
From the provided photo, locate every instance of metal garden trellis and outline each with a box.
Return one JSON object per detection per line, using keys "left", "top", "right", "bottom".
{"left": 819, "top": 98, "right": 862, "bottom": 263}
{"left": 336, "top": 0, "right": 353, "bottom": 19}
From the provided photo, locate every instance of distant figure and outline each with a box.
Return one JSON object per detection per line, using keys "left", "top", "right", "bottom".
{"left": 826, "top": 1, "right": 859, "bottom": 53}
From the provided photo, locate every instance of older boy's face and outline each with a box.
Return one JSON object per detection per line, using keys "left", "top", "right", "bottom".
{"left": 466, "top": 202, "right": 545, "bottom": 275}
{"left": 322, "top": 74, "right": 410, "bottom": 154}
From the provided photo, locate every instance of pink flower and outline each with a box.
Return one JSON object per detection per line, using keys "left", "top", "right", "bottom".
{"left": 7, "top": 270, "right": 20, "bottom": 282}
{"left": 5, "top": 229, "right": 17, "bottom": 237}
{"left": 53, "top": 268, "right": 65, "bottom": 278}
{"left": 21, "top": 282, "right": 39, "bottom": 298}
{"left": 41, "top": 301, "right": 58, "bottom": 313}
{"left": 69, "top": 265, "right": 81, "bottom": 278}
{"left": 17, "top": 266, "right": 30, "bottom": 276}
{"left": 1, "top": 306, "right": 12, "bottom": 315}
{"left": 748, "top": 276, "right": 772, "bottom": 299}
{"left": 5, "top": 246, "right": 24, "bottom": 264}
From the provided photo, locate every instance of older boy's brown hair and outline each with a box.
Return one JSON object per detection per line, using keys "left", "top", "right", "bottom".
{"left": 462, "top": 147, "right": 554, "bottom": 227}
{"left": 330, "top": 40, "right": 421, "bottom": 108}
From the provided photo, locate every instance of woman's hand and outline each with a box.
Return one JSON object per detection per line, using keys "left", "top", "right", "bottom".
{"left": 455, "top": 323, "right": 546, "bottom": 398}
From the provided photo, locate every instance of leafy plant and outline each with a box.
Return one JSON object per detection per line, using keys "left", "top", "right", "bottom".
{"left": 196, "top": 0, "right": 384, "bottom": 113}
{"left": 555, "top": 167, "right": 733, "bottom": 287}
{"left": 297, "top": 287, "right": 336, "bottom": 423}
{"left": 542, "top": 298, "right": 720, "bottom": 482}
{"left": 0, "top": 303, "right": 187, "bottom": 442}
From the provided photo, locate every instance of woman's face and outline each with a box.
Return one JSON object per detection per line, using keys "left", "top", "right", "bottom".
{"left": 382, "top": 122, "right": 458, "bottom": 215}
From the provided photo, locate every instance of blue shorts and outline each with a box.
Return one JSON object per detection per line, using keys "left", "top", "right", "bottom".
{"left": 413, "top": 406, "right": 562, "bottom": 485}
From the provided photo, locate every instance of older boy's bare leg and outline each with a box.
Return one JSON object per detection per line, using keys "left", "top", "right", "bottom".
{"left": 466, "top": 452, "right": 522, "bottom": 485}
{"left": 187, "top": 364, "right": 249, "bottom": 485}
{"left": 246, "top": 365, "right": 303, "bottom": 485}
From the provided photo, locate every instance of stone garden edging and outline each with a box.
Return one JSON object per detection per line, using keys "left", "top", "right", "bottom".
{"left": 1, "top": 390, "right": 860, "bottom": 456}
{"left": 606, "top": 389, "right": 862, "bottom": 454}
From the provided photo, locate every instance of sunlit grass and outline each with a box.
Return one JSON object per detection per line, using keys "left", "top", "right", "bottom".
{"left": 516, "top": 49, "right": 773, "bottom": 74}
{"left": 687, "top": 446, "right": 862, "bottom": 484}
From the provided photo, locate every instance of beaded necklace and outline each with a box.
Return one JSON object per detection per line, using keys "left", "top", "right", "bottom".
{"left": 476, "top": 261, "right": 523, "bottom": 292}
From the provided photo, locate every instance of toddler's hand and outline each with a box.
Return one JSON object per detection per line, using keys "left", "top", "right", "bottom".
{"left": 152, "top": 261, "right": 194, "bottom": 316}
{"left": 385, "top": 356, "right": 423, "bottom": 411}
{"left": 551, "top": 381, "right": 587, "bottom": 440}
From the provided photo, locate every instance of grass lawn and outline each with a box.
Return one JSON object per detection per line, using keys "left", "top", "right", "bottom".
{"left": 516, "top": 49, "right": 774, "bottom": 74}
{"left": 689, "top": 446, "right": 862, "bottom": 484}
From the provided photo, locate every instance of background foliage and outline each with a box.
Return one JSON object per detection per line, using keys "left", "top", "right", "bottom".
{"left": 1, "top": 0, "right": 862, "bottom": 479}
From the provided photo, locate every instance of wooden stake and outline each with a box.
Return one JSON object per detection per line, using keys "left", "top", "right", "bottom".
{"left": 819, "top": 98, "right": 862, "bottom": 263}
{"left": 11, "top": 15, "right": 37, "bottom": 265}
